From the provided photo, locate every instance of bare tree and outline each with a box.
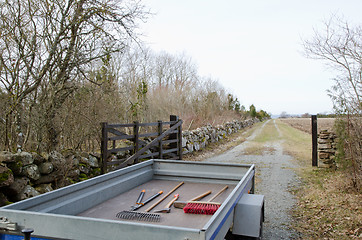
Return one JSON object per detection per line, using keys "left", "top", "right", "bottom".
{"left": 0, "top": 0, "right": 149, "bottom": 151}
{"left": 303, "top": 15, "right": 361, "bottom": 114}
{"left": 303, "top": 15, "right": 362, "bottom": 190}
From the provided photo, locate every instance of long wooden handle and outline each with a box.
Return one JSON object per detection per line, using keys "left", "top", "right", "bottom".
{"left": 208, "top": 185, "right": 228, "bottom": 202}
{"left": 145, "top": 181, "right": 184, "bottom": 212}
{"left": 190, "top": 190, "right": 212, "bottom": 201}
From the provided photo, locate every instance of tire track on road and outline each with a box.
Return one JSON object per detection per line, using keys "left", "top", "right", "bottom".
{"left": 204, "top": 120, "right": 301, "bottom": 239}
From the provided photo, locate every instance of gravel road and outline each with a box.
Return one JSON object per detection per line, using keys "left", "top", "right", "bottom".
{"left": 204, "top": 119, "right": 301, "bottom": 239}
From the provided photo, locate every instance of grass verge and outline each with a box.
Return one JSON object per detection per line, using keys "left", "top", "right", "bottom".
{"left": 279, "top": 119, "right": 362, "bottom": 239}
{"left": 293, "top": 169, "right": 362, "bottom": 239}
{"left": 276, "top": 119, "right": 312, "bottom": 165}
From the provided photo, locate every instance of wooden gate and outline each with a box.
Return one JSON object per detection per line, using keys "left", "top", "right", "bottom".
{"left": 101, "top": 115, "right": 183, "bottom": 173}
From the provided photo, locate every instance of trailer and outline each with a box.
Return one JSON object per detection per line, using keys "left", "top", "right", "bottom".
{"left": 0, "top": 160, "right": 264, "bottom": 240}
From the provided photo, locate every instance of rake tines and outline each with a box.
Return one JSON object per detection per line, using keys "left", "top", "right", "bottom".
{"left": 116, "top": 210, "right": 161, "bottom": 222}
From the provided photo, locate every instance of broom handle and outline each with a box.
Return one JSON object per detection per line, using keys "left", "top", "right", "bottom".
{"left": 145, "top": 181, "right": 184, "bottom": 212}
{"left": 190, "top": 190, "right": 212, "bottom": 201}
{"left": 208, "top": 185, "right": 228, "bottom": 202}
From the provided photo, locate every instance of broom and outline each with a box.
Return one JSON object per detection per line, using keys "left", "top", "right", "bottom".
{"left": 173, "top": 190, "right": 212, "bottom": 209}
{"left": 183, "top": 185, "right": 228, "bottom": 215}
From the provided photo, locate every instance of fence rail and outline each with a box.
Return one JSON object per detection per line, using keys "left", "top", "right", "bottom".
{"left": 101, "top": 115, "right": 183, "bottom": 173}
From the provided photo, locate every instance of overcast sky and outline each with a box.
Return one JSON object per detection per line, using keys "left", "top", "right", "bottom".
{"left": 140, "top": 0, "right": 362, "bottom": 116}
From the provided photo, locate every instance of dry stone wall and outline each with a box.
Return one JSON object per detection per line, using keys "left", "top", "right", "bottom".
{"left": 182, "top": 118, "right": 259, "bottom": 154}
{"left": 0, "top": 151, "right": 101, "bottom": 206}
{"left": 318, "top": 130, "right": 337, "bottom": 168}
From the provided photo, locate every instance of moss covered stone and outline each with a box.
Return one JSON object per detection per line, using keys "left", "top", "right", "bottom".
{"left": 0, "top": 165, "right": 14, "bottom": 187}
{"left": 7, "top": 160, "right": 23, "bottom": 175}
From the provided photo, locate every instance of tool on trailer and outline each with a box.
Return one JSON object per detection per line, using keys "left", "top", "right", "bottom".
{"left": 154, "top": 194, "right": 179, "bottom": 213}
{"left": 145, "top": 181, "right": 184, "bottom": 212}
{"left": 116, "top": 191, "right": 163, "bottom": 221}
{"left": 183, "top": 185, "right": 228, "bottom": 215}
{"left": 136, "top": 189, "right": 146, "bottom": 205}
{"left": 129, "top": 189, "right": 146, "bottom": 210}
{"left": 174, "top": 190, "right": 212, "bottom": 209}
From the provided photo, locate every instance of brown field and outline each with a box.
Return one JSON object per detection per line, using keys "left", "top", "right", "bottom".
{"left": 280, "top": 118, "right": 335, "bottom": 134}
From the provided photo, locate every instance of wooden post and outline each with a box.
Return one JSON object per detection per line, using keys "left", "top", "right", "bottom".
{"left": 158, "top": 120, "right": 163, "bottom": 159}
{"left": 133, "top": 121, "right": 139, "bottom": 164}
{"left": 101, "top": 122, "right": 108, "bottom": 174}
{"left": 178, "top": 119, "right": 183, "bottom": 160}
{"left": 312, "top": 115, "right": 318, "bottom": 167}
{"left": 169, "top": 115, "right": 178, "bottom": 154}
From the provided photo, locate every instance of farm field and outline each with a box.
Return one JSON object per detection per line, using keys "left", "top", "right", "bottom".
{"left": 280, "top": 118, "right": 335, "bottom": 134}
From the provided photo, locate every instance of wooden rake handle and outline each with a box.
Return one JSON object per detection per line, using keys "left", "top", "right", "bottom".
{"left": 208, "top": 185, "right": 228, "bottom": 202}
{"left": 145, "top": 181, "right": 184, "bottom": 212}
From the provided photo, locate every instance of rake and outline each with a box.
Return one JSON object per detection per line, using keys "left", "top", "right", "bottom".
{"left": 116, "top": 191, "right": 163, "bottom": 222}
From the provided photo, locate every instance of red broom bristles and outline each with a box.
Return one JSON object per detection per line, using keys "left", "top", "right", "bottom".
{"left": 183, "top": 202, "right": 220, "bottom": 215}
{"left": 183, "top": 185, "right": 228, "bottom": 215}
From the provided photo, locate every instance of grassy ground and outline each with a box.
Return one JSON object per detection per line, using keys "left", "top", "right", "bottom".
{"left": 241, "top": 120, "right": 282, "bottom": 155}
{"left": 276, "top": 119, "right": 312, "bottom": 165}
{"left": 279, "top": 119, "right": 362, "bottom": 240}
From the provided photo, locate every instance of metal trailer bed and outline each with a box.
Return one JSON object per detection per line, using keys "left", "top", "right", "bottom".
{"left": 0, "top": 160, "right": 264, "bottom": 240}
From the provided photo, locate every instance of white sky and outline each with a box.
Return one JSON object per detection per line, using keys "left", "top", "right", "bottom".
{"left": 140, "top": 0, "right": 362, "bottom": 116}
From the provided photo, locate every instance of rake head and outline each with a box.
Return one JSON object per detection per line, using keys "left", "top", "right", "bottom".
{"left": 116, "top": 210, "right": 161, "bottom": 222}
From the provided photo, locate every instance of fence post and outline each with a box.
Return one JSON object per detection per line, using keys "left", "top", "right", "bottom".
{"left": 133, "top": 121, "right": 140, "bottom": 164}
{"left": 170, "top": 115, "right": 182, "bottom": 160}
{"left": 158, "top": 120, "right": 163, "bottom": 159}
{"left": 311, "top": 115, "right": 318, "bottom": 167}
{"left": 101, "top": 122, "right": 108, "bottom": 174}
{"left": 169, "top": 115, "right": 178, "bottom": 153}
{"left": 178, "top": 118, "right": 183, "bottom": 160}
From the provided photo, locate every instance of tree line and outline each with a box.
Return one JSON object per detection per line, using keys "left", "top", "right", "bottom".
{"left": 0, "top": 0, "right": 270, "bottom": 153}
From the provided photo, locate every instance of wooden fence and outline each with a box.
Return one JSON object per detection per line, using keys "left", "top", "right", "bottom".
{"left": 101, "top": 115, "right": 183, "bottom": 173}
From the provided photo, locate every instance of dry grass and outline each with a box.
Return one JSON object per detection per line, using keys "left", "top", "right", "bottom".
{"left": 275, "top": 119, "right": 312, "bottom": 166}
{"left": 241, "top": 120, "right": 282, "bottom": 155}
{"left": 280, "top": 118, "right": 335, "bottom": 134}
{"left": 278, "top": 119, "right": 362, "bottom": 239}
{"left": 293, "top": 169, "right": 362, "bottom": 239}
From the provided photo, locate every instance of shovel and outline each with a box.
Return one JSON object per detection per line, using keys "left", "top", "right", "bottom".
{"left": 154, "top": 194, "right": 179, "bottom": 213}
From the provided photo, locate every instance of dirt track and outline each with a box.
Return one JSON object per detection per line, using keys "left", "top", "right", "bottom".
{"left": 204, "top": 119, "right": 301, "bottom": 239}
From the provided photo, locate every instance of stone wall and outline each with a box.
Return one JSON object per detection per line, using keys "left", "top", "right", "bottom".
{"left": 182, "top": 118, "right": 259, "bottom": 154}
{"left": 318, "top": 130, "right": 337, "bottom": 168}
{"left": 0, "top": 151, "right": 101, "bottom": 206}
{"left": 0, "top": 118, "right": 259, "bottom": 205}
